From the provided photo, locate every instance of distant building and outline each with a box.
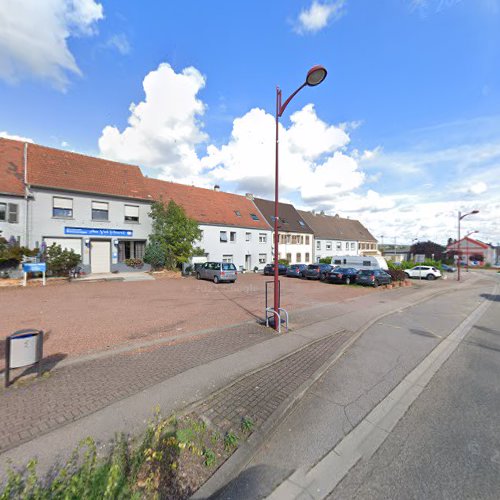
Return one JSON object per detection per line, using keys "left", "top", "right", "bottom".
{"left": 298, "top": 211, "right": 378, "bottom": 262}
{"left": 446, "top": 237, "right": 496, "bottom": 267}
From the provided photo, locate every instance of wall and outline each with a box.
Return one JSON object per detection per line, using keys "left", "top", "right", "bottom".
{"left": 314, "top": 239, "right": 358, "bottom": 262}
{"left": 29, "top": 188, "right": 152, "bottom": 272}
{"left": 0, "top": 194, "right": 25, "bottom": 245}
{"left": 198, "top": 225, "right": 272, "bottom": 271}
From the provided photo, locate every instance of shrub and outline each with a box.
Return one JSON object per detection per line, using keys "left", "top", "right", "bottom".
{"left": 387, "top": 268, "right": 406, "bottom": 281}
{"left": 144, "top": 241, "right": 166, "bottom": 270}
{"left": 44, "top": 244, "right": 81, "bottom": 277}
{"left": 0, "top": 237, "right": 38, "bottom": 269}
{"left": 319, "top": 257, "right": 331, "bottom": 264}
{"left": 278, "top": 258, "right": 289, "bottom": 265}
{"left": 124, "top": 258, "right": 144, "bottom": 269}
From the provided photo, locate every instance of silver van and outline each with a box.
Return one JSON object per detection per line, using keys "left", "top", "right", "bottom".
{"left": 196, "top": 262, "right": 237, "bottom": 284}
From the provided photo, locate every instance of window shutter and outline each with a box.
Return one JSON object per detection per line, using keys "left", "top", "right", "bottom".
{"left": 92, "top": 201, "right": 108, "bottom": 211}
{"left": 8, "top": 203, "right": 18, "bottom": 223}
{"left": 125, "top": 205, "right": 139, "bottom": 217}
{"left": 53, "top": 197, "right": 73, "bottom": 209}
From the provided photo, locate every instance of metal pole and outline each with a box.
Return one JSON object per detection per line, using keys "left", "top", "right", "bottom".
{"left": 457, "top": 211, "right": 461, "bottom": 282}
{"left": 273, "top": 87, "right": 281, "bottom": 330}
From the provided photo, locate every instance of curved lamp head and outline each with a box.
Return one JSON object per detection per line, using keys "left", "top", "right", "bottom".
{"left": 306, "top": 65, "right": 327, "bottom": 87}
{"left": 471, "top": 210, "right": 479, "bottom": 215}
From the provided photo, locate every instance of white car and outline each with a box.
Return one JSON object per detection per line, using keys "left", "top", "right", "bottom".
{"left": 404, "top": 266, "right": 442, "bottom": 280}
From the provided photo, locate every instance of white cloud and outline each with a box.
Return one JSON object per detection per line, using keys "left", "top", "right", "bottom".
{"left": 104, "top": 34, "right": 130, "bottom": 55}
{"left": 0, "top": 0, "right": 103, "bottom": 90}
{"left": 0, "top": 131, "right": 34, "bottom": 142}
{"left": 467, "top": 181, "right": 488, "bottom": 195}
{"left": 295, "top": 0, "right": 346, "bottom": 34}
{"left": 99, "top": 63, "right": 207, "bottom": 178}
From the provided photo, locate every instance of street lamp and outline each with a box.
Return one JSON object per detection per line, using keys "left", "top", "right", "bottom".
{"left": 464, "top": 230, "right": 479, "bottom": 273}
{"left": 457, "top": 210, "right": 479, "bottom": 281}
{"left": 272, "top": 65, "right": 327, "bottom": 330}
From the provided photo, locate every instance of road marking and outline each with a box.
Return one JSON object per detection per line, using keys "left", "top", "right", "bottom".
{"left": 267, "top": 284, "right": 498, "bottom": 500}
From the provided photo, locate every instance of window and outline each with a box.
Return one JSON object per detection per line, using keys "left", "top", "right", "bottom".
{"left": 286, "top": 253, "right": 292, "bottom": 263}
{"left": 259, "top": 253, "right": 266, "bottom": 264}
{"left": 222, "top": 255, "right": 233, "bottom": 263}
{"left": 326, "top": 241, "right": 332, "bottom": 251}
{"left": 336, "top": 242, "right": 342, "bottom": 250}
{"left": 316, "top": 241, "right": 321, "bottom": 250}
{"left": 234, "top": 210, "right": 241, "bottom": 217}
{"left": 230, "top": 231, "right": 236, "bottom": 242}
{"left": 250, "top": 213, "right": 259, "bottom": 221}
{"left": 345, "top": 242, "right": 349, "bottom": 250}
{"left": 259, "top": 233, "right": 267, "bottom": 243}
{"left": 305, "top": 236, "right": 310, "bottom": 245}
{"left": 53, "top": 197, "right": 73, "bottom": 218}
{"left": 124, "top": 205, "right": 139, "bottom": 222}
{"left": 0, "top": 203, "right": 5, "bottom": 221}
{"left": 363, "top": 260, "right": 372, "bottom": 267}
{"left": 351, "top": 242, "right": 355, "bottom": 250}
{"left": 305, "top": 252, "right": 310, "bottom": 262}
{"left": 220, "top": 231, "right": 228, "bottom": 242}
{"left": 299, "top": 220, "right": 305, "bottom": 227}
{"left": 7, "top": 203, "right": 18, "bottom": 223}
{"left": 92, "top": 201, "right": 109, "bottom": 221}
{"left": 299, "top": 235, "right": 304, "bottom": 244}
{"left": 246, "top": 232, "right": 251, "bottom": 241}
{"left": 296, "top": 253, "right": 301, "bottom": 263}
{"left": 118, "top": 241, "right": 146, "bottom": 262}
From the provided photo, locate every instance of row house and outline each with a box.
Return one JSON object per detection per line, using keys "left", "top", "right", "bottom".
{"left": 253, "top": 197, "right": 315, "bottom": 265}
{"left": 0, "top": 138, "right": 272, "bottom": 274}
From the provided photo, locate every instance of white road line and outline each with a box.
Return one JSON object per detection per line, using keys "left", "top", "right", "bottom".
{"left": 267, "top": 284, "right": 498, "bottom": 500}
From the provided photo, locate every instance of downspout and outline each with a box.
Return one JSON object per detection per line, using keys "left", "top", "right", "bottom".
{"left": 24, "top": 142, "right": 30, "bottom": 248}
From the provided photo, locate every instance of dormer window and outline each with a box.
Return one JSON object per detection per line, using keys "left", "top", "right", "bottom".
{"left": 250, "top": 213, "right": 259, "bottom": 221}
{"left": 234, "top": 210, "right": 241, "bottom": 217}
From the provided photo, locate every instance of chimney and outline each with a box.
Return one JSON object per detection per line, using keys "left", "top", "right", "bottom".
{"left": 214, "top": 185, "right": 220, "bottom": 192}
{"left": 245, "top": 193, "right": 254, "bottom": 201}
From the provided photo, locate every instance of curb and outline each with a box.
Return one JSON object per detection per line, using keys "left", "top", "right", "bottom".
{"left": 191, "top": 280, "right": 468, "bottom": 498}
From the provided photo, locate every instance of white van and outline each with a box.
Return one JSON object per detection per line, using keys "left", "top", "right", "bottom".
{"left": 330, "top": 255, "right": 388, "bottom": 270}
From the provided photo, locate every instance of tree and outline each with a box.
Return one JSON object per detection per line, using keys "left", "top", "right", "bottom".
{"left": 410, "top": 240, "right": 446, "bottom": 261}
{"left": 144, "top": 200, "right": 201, "bottom": 270}
{"left": 44, "top": 244, "right": 81, "bottom": 276}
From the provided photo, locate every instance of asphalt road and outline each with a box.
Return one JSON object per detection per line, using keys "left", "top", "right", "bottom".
{"left": 214, "top": 273, "right": 498, "bottom": 499}
{"left": 331, "top": 274, "right": 500, "bottom": 499}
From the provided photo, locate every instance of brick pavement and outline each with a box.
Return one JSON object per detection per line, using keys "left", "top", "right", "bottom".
{"left": 195, "top": 331, "right": 353, "bottom": 433}
{"left": 0, "top": 322, "right": 270, "bottom": 453}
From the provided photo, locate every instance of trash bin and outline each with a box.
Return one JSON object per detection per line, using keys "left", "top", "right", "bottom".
{"left": 5, "top": 329, "right": 43, "bottom": 387}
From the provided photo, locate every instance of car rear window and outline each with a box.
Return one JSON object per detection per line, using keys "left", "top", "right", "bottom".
{"left": 308, "top": 265, "right": 319, "bottom": 269}
{"left": 359, "top": 270, "right": 374, "bottom": 276}
{"left": 222, "top": 263, "right": 236, "bottom": 270}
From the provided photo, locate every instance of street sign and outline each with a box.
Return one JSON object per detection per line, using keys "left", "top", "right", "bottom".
{"left": 415, "top": 254, "right": 425, "bottom": 263}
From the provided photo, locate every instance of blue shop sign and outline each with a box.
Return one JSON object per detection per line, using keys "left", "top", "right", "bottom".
{"left": 64, "top": 227, "right": 133, "bottom": 237}
{"left": 22, "top": 263, "right": 47, "bottom": 273}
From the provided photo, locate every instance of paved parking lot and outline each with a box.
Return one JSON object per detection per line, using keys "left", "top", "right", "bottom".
{"left": 0, "top": 273, "right": 375, "bottom": 369}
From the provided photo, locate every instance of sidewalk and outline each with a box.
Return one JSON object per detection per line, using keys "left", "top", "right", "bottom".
{"left": 0, "top": 275, "right": 480, "bottom": 483}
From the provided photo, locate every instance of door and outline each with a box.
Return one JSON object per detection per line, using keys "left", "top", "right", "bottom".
{"left": 245, "top": 255, "right": 251, "bottom": 271}
{"left": 91, "top": 240, "right": 111, "bottom": 274}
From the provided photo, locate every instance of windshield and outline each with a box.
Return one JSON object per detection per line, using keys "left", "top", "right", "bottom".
{"left": 222, "top": 263, "right": 236, "bottom": 270}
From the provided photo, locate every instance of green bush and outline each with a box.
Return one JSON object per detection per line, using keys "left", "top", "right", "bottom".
{"left": 144, "top": 241, "right": 166, "bottom": 270}
{"left": 319, "top": 257, "right": 331, "bottom": 264}
{"left": 0, "top": 237, "right": 38, "bottom": 269}
{"left": 44, "top": 244, "right": 81, "bottom": 277}
{"left": 278, "top": 258, "right": 289, "bottom": 265}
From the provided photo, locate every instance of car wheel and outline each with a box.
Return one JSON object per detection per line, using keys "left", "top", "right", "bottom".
{"left": 404, "top": 272, "right": 410, "bottom": 279}
{"left": 214, "top": 275, "right": 219, "bottom": 284}
{"left": 320, "top": 273, "right": 325, "bottom": 281}
{"left": 196, "top": 272, "right": 201, "bottom": 280}
{"left": 345, "top": 277, "right": 351, "bottom": 285}
{"left": 373, "top": 280, "right": 379, "bottom": 288}
{"left": 427, "top": 274, "right": 435, "bottom": 280}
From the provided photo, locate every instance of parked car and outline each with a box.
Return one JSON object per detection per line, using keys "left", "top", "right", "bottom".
{"left": 357, "top": 269, "right": 392, "bottom": 287}
{"left": 264, "top": 263, "right": 288, "bottom": 276}
{"left": 286, "top": 264, "right": 308, "bottom": 278}
{"left": 441, "top": 264, "right": 457, "bottom": 273}
{"left": 326, "top": 267, "right": 359, "bottom": 284}
{"left": 196, "top": 262, "right": 237, "bottom": 283}
{"left": 404, "top": 266, "right": 442, "bottom": 280}
{"left": 303, "top": 263, "right": 332, "bottom": 281}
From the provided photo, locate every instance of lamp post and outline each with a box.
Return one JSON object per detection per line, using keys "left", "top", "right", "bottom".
{"left": 464, "top": 230, "right": 479, "bottom": 273}
{"left": 273, "top": 65, "right": 327, "bottom": 330}
{"left": 457, "top": 210, "right": 479, "bottom": 281}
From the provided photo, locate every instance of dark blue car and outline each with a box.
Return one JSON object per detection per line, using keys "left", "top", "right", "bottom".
{"left": 264, "top": 263, "right": 288, "bottom": 276}
{"left": 326, "top": 267, "right": 359, "bottom": 284}
{"left": 286, "top": 264, "right": 308, "bottom": 278}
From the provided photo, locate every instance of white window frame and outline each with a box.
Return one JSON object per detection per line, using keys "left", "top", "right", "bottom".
{"left": 222, "top": 255, "right": 233, "bottom": 263}
{"left": 53, "top": 196, "right": 73, "bottom": 218}
{"left": 259, "top": 253, "right": 266, "bottom": 264}
{"left": 326, "top": 241, "right": 332, "bottom": 251}
{"left": 259, "top": 233, "right": 267, "bottom": 243}
{"left": 230, "top": 231, "right": 237, "bottom": 242}
{"left": 316, "top": 240, "right": 321, "bottom": 250}
{"left": 91, "top": 201, "right": 109, "bottom": 221}
{"left": 220, "top": 231, "right": 228, "bottom": 243}
{"left": 246, "top": 232, "right": 251, "bottom": 241}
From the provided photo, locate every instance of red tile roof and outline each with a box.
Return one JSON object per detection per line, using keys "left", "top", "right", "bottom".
{"left": 16, "top": 139, "right": 149, "bottom": 200}
{"left": 0, "top": 138, "right": 25, "bottom": 196}
{"left": 145, "top": 178, "right": 271, "bottom": 229}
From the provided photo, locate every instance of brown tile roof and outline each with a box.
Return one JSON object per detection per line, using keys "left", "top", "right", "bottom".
{"left": 253, "top": 198, "right": 314, "bottom": 234}
{"left": 298, "top": 210, "right": 378, "bottom": 242}
{"left": 11, "top": 139, "right": 149, "bottom": 200}
{"left": 0, "top": 138, "right": 25, "bottom": 196}
{"left": 145, "top": 179, "right": 272, "bottom": 230}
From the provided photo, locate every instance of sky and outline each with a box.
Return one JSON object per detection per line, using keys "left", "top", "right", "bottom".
{"left": 1, "top": 0, "right": 499, "bottom": 246}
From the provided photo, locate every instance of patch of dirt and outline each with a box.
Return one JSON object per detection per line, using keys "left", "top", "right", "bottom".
{"left": 150, "top": 270, "right": 183, "bottom": 280}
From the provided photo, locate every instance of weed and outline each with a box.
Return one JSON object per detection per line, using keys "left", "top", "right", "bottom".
{"left": 210, "top": 431, "right": 220, "bottom": 445}
{"left": 203, "top": 448, "right": 217, "bottom": 467}
{"left": 224, "top": 431, "right": 239, "bottom": 451}
{"left": 241, "top": 416, "right": 254, "bottom": 433}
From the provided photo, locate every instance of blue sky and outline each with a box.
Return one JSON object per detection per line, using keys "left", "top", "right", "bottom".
{"left": 1, "top": 0, "right": 499, "bottom": 244}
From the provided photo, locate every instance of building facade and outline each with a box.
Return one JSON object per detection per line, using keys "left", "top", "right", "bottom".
{"left": 446, "top": 237, "right": 496, "bottom": 267}
{"left": 253, "top": 197, "right": 315, "bottom": 265}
